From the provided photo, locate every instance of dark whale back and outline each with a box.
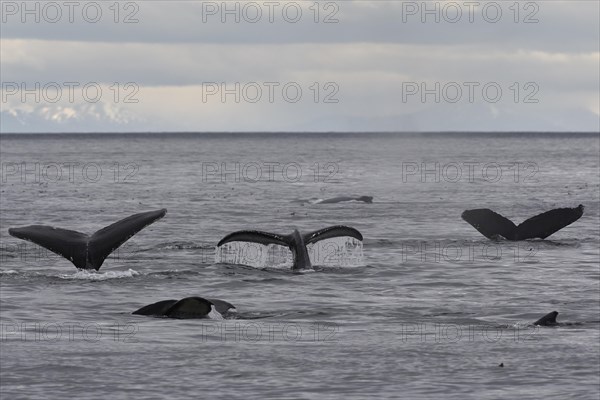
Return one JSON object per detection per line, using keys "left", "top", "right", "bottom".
{"left": 133, "top": 297, "right": 236, "bottom": 319}
{"left": 132, "top": 300, "right": 178, "bottom": 316}
{"left": 317, "top": 196, "right": 373, "bottom": 204}
{"left": 533, "top": 311, "right": 559, "bottom": 326}
{"left": 164, "top": 297, "right": 213, "bottom": 319}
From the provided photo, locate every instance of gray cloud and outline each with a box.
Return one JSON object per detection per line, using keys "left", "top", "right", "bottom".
{"left": 2, "top": 41, "right": 597, "bottom": 86}
{"left": 1, "top": 1, "right": 598, "bottom": 50}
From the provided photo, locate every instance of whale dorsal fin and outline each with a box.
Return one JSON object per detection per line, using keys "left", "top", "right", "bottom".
{"left": 217, "top": 230, "right": 289, "bottom": 247}
{"left": 8, "top": 209, "right": 167, "bottom": 270}
{"left": 461, "top": 209, "right": 517, "bottom": 240}
{"left": 515, "top": 205, "right": 584, "bottom": 240}
{"left": 165, "top": 297, "right": 213, "bottom": 319}
{"left": 533, "top": 311, "right": 559, "bottom": 326}
{"left": 303, "top": 225, "right": 363, "bottom": 245}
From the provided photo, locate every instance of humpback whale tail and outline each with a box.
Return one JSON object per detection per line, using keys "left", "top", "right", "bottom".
{"left": 8, "top": 209, "right": 167, "bottom": 270}
{"left": 461, "top": 205, "right": 584, "bottom": 240}
{"left": 217, "top": 226, "right": 363, "bottom": 270}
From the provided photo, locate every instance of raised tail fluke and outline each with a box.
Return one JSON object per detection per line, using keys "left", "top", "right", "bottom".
{"left": 218, "top": 226, "right": 363, "bottom": 270}
{"left": 88, "top": 208, "right": 167, "bottom": 269}
{"left": 515, "top": 205, "right": 584, "bottom": 240}
{"left": 217, "top": 230, "right": 289, "bottom": 247}
{"left": 461, "top": 209, "right": 517, "bottom": 240}
{"left": 462, "top": 205, "right": 584, "bottom": 240}
{"left": 8, "top": 208, "right": 167, "bottom": 270}
{"left": 8, "top": 226, "right": 90, "bottom": 268}
{"left": 303, "top": 225, "right": 363, "bottom": 245}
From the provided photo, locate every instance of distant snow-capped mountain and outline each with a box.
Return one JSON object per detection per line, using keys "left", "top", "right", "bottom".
{"left": 1, "top": 103, "right": 145, "bottom": 133}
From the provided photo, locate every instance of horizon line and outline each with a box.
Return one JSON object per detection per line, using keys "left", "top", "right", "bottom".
{"left": 1, "top": 131, "right": 599, "bottom": 136}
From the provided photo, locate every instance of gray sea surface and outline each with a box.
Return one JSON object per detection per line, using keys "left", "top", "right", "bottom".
{"left": 0, "top": 132, "right": 599, "bottom": 399}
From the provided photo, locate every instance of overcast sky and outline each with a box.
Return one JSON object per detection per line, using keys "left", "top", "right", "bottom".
{"left": 1, "top": 0, "right": 598, "bottom": 132}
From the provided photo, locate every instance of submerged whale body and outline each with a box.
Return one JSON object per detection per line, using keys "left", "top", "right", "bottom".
{"left": 316, "top": 196, "right": 373, "bottom": 204}
{"left": 133, "top": 297, "right": 235, "bottom": 319}
{"left": 461, "top": 205, "right": 584, "bottom": 240}
{"left": 217, "top": 226, "right": 363, "bottom": 270}
{"left": 531, "top": 311, "right": 593, "bottom": 327}
{"left": 8, "top": 209, "right": 167, "bottom": 270}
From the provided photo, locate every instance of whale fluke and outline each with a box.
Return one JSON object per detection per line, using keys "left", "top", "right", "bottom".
{"left": 515, "top": 205, "right": 584, "bottom": 239}
{"left": 217, "top": 226, "right": 363, "bottom": 270}
{"left": 133, "top": 297, "right": 236, "bottom": 319}
{"left": 533, "top": 311, "right": 559, "bottom": 326}
{"left": 8, "top": 209, "right": 167, "bottom": 270}
{"left": 303, "top": 226, "right": 363, "bottom": 244}
{"left": 462, "top": 205, "right": 584, "bottom": 240}
{"left": 217, "top": 230, "right": 288, "bottom": 247}
{"left": 460, "top": 209, "right": 516, "bottom": 239}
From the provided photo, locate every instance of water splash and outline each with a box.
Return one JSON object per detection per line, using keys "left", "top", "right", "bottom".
{"left": 215, "top": 242, "right": 291, "bottom": 269}
{"left": 214, "top": 237, "right": 363, "bottom": 269}
{"left": 208, "top": 306, "right": 224, "bottom": 320}
{"left": 59, "top": 269, "right": 140, "bottom": 281}
{"left": 308, "top": 237, "right": 364, "bottom": 267}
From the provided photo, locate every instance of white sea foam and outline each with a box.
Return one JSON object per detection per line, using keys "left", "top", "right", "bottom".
{"left": 0, "top": 270, "right": 19, "bottom": 275}
{"left": 214, "top": 237, "right": 364, "bottom": 269}
{"left": 59, "top": 268, "right": 140, "bottom": 281}
{"left": 208, "top": 306, "right": 224, "bottom": 320}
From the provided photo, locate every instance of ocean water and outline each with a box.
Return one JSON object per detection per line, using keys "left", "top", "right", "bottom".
{"left": 0, "top": 132, "right": 599, "bottom": 400}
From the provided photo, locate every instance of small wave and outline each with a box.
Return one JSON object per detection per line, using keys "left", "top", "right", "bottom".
{"left": 0, "top": 269, "right": 19, "bottom": 275}
{"left": 146, "top": 269, "right": 198, "bottom": 277}
{"left": 59, "top": 269, "right": 140, "bottom": 281}
{"left": 294, "top": 268, "right": 316, "bottom": 274}
{"left": 155, "top": 241, "right": 211, "bottom": 250}
{"left": 291, "top": 198, "right": 322, "bottom": 204}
